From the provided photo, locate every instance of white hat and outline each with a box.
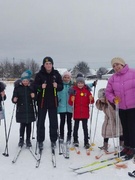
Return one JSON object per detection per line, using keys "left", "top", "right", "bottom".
{"left": 111, "top": 57, "right": 125, "bottom": 67}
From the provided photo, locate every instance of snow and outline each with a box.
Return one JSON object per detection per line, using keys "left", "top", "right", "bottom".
{"left": 0, "top": 80, "right": 134, "bottom": 180}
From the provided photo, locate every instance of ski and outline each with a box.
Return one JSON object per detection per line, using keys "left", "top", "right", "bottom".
{"left": 28, "top": 147, "right": 38, "bottom": 161}
{"left": 12, "top": 147, "right": 23, "bottom": 163}
{"left": 75, "top": 157, "right": 128, "bottom": 175}
{"left": 70, "top": 156, "right": 118, "bottom": 171}
{"left": 36, "top": 150, "right": 42, "bottom": 168}
{"left": 52, "top": 146, "right": 56, "bottom": 168}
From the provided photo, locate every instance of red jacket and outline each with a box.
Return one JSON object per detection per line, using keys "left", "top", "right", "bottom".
{"left": 68, "top": 85, "right": 94, "bottom": 120}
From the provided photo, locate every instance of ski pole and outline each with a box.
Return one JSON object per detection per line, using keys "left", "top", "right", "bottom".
{"left": 2, "top": 97, "right": 9, "bottom": 156}
{"left": 115, "top": 99, "right": 120, "bottom": 158}
{"left": 32, "top": 99, "right": 37, "bottom": 139}
{"left": 3, "top": 104, "right": 16, "bottom": 156}
{"left": 89, "top": 82, "right": 97, "bottom": 144}
{"left": 91, "top": 109, "right": 99, "bottom": 146}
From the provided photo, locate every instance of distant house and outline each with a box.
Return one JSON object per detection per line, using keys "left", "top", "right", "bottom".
{"left": 86, "top": 69, "right": 97, "bottom": 79}
{"left": 101, "top": 68, "right": 115, "bottom": 80}
{"left": 56, "top": 68, "right": 68, "bottom": 75}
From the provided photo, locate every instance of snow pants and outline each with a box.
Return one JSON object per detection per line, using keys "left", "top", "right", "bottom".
{"left": 37, "top": 107, "right": 58, "bottom": 143}
{"left": 119, "top": 108, "right": 135, "bottom": 148}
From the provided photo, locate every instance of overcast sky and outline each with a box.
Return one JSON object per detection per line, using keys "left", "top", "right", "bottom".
{"left": 0, "top": 0, "right": 135, "bottom": 69}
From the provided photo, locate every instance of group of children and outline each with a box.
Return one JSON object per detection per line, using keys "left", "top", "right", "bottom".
{"left": 0, "top": 69, "right": 123, "bottom": 152}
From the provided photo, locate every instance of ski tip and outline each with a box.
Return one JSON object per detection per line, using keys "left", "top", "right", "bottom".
{"left": 77, "top": 151, "right": 81, "bottom": 154}
{"left": 65, "top": 156, "right": 69, "bottom": 159}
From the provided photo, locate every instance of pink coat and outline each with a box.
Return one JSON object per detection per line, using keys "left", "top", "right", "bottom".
{"left": 105, "top": 65, "right": 135, "bottom": 110}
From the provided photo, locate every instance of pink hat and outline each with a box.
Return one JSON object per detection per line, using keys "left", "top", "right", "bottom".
{"left": 62, "top": 71, "right": 71, "bottom": 78}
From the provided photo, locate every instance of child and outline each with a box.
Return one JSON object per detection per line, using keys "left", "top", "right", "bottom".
{"left": 96, "top": 88, "right": 124, "bottom": 152}
{"left": 68, "top": 76, "right": 94, "bottom": 149}
{"left": 12, "top": 70, "right": 36, "bottom": 147}
{"left": 57, "top": 71, "right": 73, "bottom": 143}
{"left": 0, "top": 82, "right": 6, "bottom": 120}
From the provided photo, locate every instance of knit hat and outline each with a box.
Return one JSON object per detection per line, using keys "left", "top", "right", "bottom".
{"left": 62, "top": 71, "right": 71, "bottom": 78}
{"left": 21, "top": 70, "right": 32, "bottom": 81}
{"left": 76, "top": 72, "right": 84, "bottom": 78}
{"left": 76, "top": 77, "right": 85, "bottom": 84}
{"left": 98, "top": 88, "right": 105, "bottom": 99}
{"left": 43, "top": 57, "right": 54, "bottom": 65}
{"left": 111, "top": 57, "right": 125, "bottom": 67}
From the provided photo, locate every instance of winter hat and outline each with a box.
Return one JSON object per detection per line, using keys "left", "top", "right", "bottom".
{"left": 76, "top": 77, "right": 85, "bottom": 84}
{"left": 21, "top": 70, "right": 32, "bottom": 81}
{"left": 111, "top": 57, "right": 125, "bottom": 67}
{"left": 62, "top": 71, "right": 71, "bottom": 78}
{"left": 43, "top": 57, "right": 54, "bottom": 65}
{"left": 76, "top": 72, "right": 84, "bottom": 78}
{"left": 98, "top": 88, "right": 106, "bottom": 100}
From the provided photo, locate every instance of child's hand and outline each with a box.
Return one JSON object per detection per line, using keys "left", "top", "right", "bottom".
{"left": 0, "top": 91, "right": 5, "bottom": 97}
{"left": 89, "top": 95, "right": 94, "bottom": 101}
{"left": 114, "top": 96, "right": 120, "bottom": 104}
{"left": 13, "top": 97, "right": 18, "bottom": 103}
{"left": 71, "top": 96, "right": 75, "bottom": 102}
{"left": 31, "top": 93, "right": 35, "bottom": 98}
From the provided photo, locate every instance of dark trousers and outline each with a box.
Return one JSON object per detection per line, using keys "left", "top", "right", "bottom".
{"left": 59, "top": 112, "right": 72, "bottom": 139}
{"left": 37, "top": 107, "right": 58, "bottom": 143}
{"left": 19, "top": 123, "right": 31, "bottom": 140}
{"left": 119, "top": 108, "right": 135, "bottom": 148}
{"left": 73, "top": 119, "right": 88, "bottom": 144}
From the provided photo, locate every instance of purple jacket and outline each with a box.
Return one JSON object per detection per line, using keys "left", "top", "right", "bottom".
{"left": 105, "top": 65, "right": 135, "bottom": 110}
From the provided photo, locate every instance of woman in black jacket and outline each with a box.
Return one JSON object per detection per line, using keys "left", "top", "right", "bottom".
{"left": 12, "top": 70, "right": 36, "bottom": 147}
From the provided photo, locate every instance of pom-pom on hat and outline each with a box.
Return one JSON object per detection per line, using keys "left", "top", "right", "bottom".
{"left": 62, "top": 71, "right": 71, "bottom": 78}
{"left": 76, "top": 77, "right": 85, "bottom": 84}
{"left": 111, "top": 57, "right": 125, "bottom": 67}
{"left": 43, "top": 57, "right": 54, "bottom": 65}
{"left": 21, "top": 70, "right": 32, "bottom": 81}
{"left": 98, "top": 88, "right": 106, "bottom": 99}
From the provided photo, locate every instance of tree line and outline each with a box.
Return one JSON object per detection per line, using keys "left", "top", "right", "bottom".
{"left": 0, "top": 59, "right": 39, "bottom": 80}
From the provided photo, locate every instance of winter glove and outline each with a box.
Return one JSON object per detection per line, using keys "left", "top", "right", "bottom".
{"left": 89, "top": 95, "right": 94, "bottom": 102}
{"left": 92, "top": 80, "right": 97, "bottom": 87}
{"left": 114, "top": 96, "right": 121, "bottom": 104}
{"left": 71, "top": 96, "right": 75, "bottom": 102}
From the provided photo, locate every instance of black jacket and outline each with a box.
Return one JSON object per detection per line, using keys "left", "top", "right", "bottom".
{"left": 34, "top": 66, "right": 63, "bottom": 108}
{"left": 12, "top": 83, "right": 36, "bottom": 123}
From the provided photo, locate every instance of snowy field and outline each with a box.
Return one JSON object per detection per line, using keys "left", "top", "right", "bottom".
{"left": 0, "top": 80, "right": 134, "bottom": 180}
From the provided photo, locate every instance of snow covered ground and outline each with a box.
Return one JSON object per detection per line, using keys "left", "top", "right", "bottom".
{"left": 0, "top": 80, "right": 134, "bottom": 180}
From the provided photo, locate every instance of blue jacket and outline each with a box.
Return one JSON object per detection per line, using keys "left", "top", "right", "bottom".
{"left": 57, "top": 81, "right": 73, "bottom": 113}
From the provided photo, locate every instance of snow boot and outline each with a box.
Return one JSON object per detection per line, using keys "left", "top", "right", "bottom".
{"left": 26, "top": 139, "right": 32, "bottom": 147}
{"left": 84, "top": 143, "right": 90, "bottom": 149}
{"left": 18, "top": 137, "right": 24, "bottom": 147}
{"left": 120, "top": 147, "right": 129, "bottom": 157}
{"left": 38, "top": 142, "right": 43, "bottom": 150}
{"left": 128, "top": 170, "right": 135, "bottom": 178}
{"left": 124, "top": 148, "right": 134, "bottom": 160}
{"left": 98, "top": 142, "right": 108, "bottom": 151}
{"left": 73, "top": 140, "right": 79, "bottom": 147}
{"left": 66, "top": 136, "right": 71, "bottom": 144}
{"left": 51, "top": 141, "right": 56, "bottom": 148}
